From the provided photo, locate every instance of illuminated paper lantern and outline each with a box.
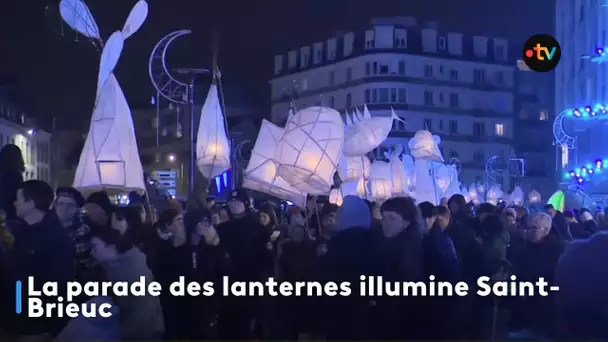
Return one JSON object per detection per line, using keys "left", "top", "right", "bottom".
{"left": 408, "top": 130, "right": 444, "bottom": 162}
{"left": 341, "top": 178, "right": 367, "bottom": 198}
{"left": 529, "top": 189, "right": 541, "bottom": 204}
{"left": 274, "top": 106, "right": 344, "bottom": 193}
{"left": 368, "top": 161, "right": 393, "bottom": 202}
{"left": 486, "top": 185, "right": 504, "bottom": 205}
{"left": 509, "top": 186, "right": 524, "bottom": 205}
{"left": 342, "top": 106, "right": 398, "bottom": 156}
{"left": 338, "top": 155, "right": 371, "bottom": 182}
{"left": 243, "top": 119, "right": 306, "bottom": 208}
{"left": 434, "top": 164, "right": 452, "bottom": 196}
{"left": 73, "top": 28, "right": 146, "bottom": 193}
{"left": 196, "top": 84, "right": 231, "bottom": 179}
{"left": 329, "top": 188, "right": 343, "bottom": 206}
{"left": 389, "top": 154, "right": 407, "bottom": 196}
{"left": 402, "top": 155, "right": 415, "bottom": 194}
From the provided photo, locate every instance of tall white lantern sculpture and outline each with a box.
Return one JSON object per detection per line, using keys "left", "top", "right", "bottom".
{"left": 342, "top": 105, "right": 398, "bottom": 156}
{"left": 196, "top": 84, "right": 231, "bottom": 179}
{"left": 509, "top": 186, "right": 524, "bottom": 205}
{"left": 274, "top": 106, "right": 344, "bottom": 194}
{"left": 486, "top": 185, "right": 504, "bottom": 205}
{"left": 409, "top": 130, "right": 444, "bottom": 204}
{"left": 368, "top": 161, "right": 393, "bottom": 202}
{"left": 386, "top": 146, "right": 407, "bottom": 196}
{"left": 70, "top": 1, "right": 148, "bottom": 193}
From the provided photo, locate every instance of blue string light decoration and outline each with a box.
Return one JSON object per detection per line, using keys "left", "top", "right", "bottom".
{"left": 564, "top": 158, "right": 608, "bottom": 184}
{"left": 564, "top": 104, "right": 608, "bottom": 119}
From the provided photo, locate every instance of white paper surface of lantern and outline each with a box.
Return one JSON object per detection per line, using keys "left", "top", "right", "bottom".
{"left": 468, "top": 187, "right": 480, "bottom": 204}
{"left": 341, "top": 179, "right": 367, "bottom": 198}
{"left": 486, "top": 185, "right": 504, "bottom": 205}
{"left": 274, "top": 106, "right": 344, "bottom": 194}
{"left": 338, "top": 155, "right": 371, "bottom": 182}
{"left": 434, "top": 164, "right": 453, "bottom": 196}
{"left": 408, "top": 130, "right": 444, "bottom": 162}
{"left": 329, "top": 188, "right": 343, "bottom": 206}
{"left": 509, "top": 186, "right": 524, "bottom": 205}
{"left": 368, "top": 161, "right": 393, "bottom": 202}
{"left": 342, "top": 105, "right": 396, "bottom": 156}
{"left": 528, "top": 189, "right": 541, "bottom": 204}
{"left": 196, "top": 84, "right": 231, "bottom": 179}
{"left": 389, "top": 154, "right": 407, "bottom": 195}
{"left": 73, "top": 31, "right": 145, "bottom": 193}
{"left": 243, "top": 119, "right": 306, "bottom": 208}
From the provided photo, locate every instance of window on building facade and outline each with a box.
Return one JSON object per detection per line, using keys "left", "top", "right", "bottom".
{"left": 473, "top": 150, "right": 485, "bottom": 163}
{"left": 495, "top": 46, "right": 505, "bottom": 60}
{"left": 379, "top": 64, "right": 389, "bottom": 74}
{"left": 329, "top": 71, "right": 335, "bottom": 85}
{"left": 379, "top": 88, "right": 389, "bottom": 103}
{"left": 424, "top": 65, "right": 433, "bottom": 77}
{"left": 450, "top": 150, "right": 459, "bottom": 158}
{"left": 438, "top": 37, "right": 447, "bottom": 50}
{"left": 439, "top": 120, "right": 444, "bottom": 130}
{"left": 495, "top": 123, "right": 504, "bottom": 136}
{"left": 346, "top": 67, "right": 352, "bottom": 81}
{"left": 424, "top": 118, "right": 432, "bottom": 130}
{"left": 398, "top": 88, "right": 407, "bottom": 103}
{"left": 424, "top": 90, "right": 434, "bottom": 105}
{"left": 328, "top": 96, "right": 335, "bottom": 108}
{"left": 449, "top": 120, "right": 458, "bottom": 134}
{"left": 450, "top": 69, "right": 458, "bottom": 81}
{"left": 365, "top": 89, "right": 370, "bottom": 103}
{"left": 398, "top": 61, "right": 405, "bottom": 75}
{"left": 390, "top": 88, "right": 397, "bottom": 103}
{"left": 372, "top": 89, "right": 378, "bottom": 103}
{"left": 365, "top": 63, "right": 371, "bottom": 76}
{"left": 372, "top": 62, "right": 378, "bottom": 75}
{"left": 449, "top": 93, "right": 459, "bottom": 108}
{"left": 473, "top": 122, "right": 485, "bottom": 137}
{"left": 474, "top": 69, "right": 485, "bottom": 84}
{"left": 539, "top": 111, "right": 548, "bottom": 120}
{"left": 346, "top": 93, "right": 352, "bottom": 107}
{"left": 439, "top": 93, "right": 444, "bottom": 103}
{"left": 495, "top": 71, "right": 504, "bottom": 85}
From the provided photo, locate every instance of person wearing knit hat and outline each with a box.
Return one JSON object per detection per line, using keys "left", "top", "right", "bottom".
{"left": 56, "top": 187, "right": 85, "bottom": 208}
{"left": 84, "top": 191, "right": 113, "bottom": 229}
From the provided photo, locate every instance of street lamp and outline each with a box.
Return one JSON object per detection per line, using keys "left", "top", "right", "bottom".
{"left": 27, "top": 129, "right": 37, "bottom": 135}
{"left": 168, "top": 154, "right": 176, "bottom": 162}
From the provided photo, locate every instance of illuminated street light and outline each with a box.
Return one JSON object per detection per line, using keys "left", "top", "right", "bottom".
{"left": 168, "top": 154, "right": 176, "bottom": 162}
{"left": 27, "top": 129, "right": 37, "bottom": 135}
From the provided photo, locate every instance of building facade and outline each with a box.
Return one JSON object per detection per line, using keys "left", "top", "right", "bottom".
{"left": 0, "top": 83, "right": 52, "bottom": 185}
{"left": 132, "top": 84, "right": 261, "bottom": 198}
{"left": 270, "top": 17, "right": 516, "bottom": 188}
{"left": 555, "top": 0, "right": 608, "bottom": 197}
{"left": 513, "top": 71, "right": 555, "bottom": 198}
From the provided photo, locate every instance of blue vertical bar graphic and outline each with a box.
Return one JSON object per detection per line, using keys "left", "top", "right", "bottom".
{"left": 15, "top": 281, "right": 22, "bottom": 314}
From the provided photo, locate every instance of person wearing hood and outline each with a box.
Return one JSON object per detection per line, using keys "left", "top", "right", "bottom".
{"left": 510, "top": 212, "right": 566, "bottom": 338}
{"left": 90, "top": 227, "right": 164, "bottom": 340}
{"left": 216, "top": 189, "right": 271, "bottom": 340}
{"left": 316, "top": 195, "right": 374, "bottom": 340}
{"left": 7, "top": 180, "right": 75, "bottom": 338}
{"left": 554, "top": 232, "right": 608, "bottom": 339}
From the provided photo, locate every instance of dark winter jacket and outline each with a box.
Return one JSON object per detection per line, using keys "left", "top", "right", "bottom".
{"left": 8, "top": 212, "right": 75, "bottom": 336}
{"left": 445, "top": 219, "right": 481, "bottom": 281}
{"left": 552, "top": 212, "right": 573, "bottom": 241}
{"left": 423, "top": 226, "right": 459, "bottom": 281}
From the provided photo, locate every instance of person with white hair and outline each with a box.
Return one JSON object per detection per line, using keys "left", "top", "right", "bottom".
{"left": 509, "top": 211, "right": 568, "bottom": 338}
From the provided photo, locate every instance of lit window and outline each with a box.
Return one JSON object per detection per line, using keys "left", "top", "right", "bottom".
{"left": 495, "top": 124, "right": 504, "bottom": 136}
{"left": 539, "top": 111, "right": 548, "bottom": 120}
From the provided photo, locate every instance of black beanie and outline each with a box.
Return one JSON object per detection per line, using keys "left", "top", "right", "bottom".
{"left": 86, "top": 191, "right": 113, "bottom": 216}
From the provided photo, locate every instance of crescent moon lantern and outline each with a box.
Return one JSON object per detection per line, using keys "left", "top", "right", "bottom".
{"left": 553, "top": 110, "right": 576, "bottom": 149}
{"left": 148, "top": 30, "right": 192, "bottom": 104}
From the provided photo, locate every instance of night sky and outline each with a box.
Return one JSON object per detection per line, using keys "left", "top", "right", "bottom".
{"left": 0, "top": 0, "right": 550, "bottom": 130}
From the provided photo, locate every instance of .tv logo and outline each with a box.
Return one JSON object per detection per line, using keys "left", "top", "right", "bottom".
{"left": 522, "top": 34, "right": 561, "bottom": 72}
